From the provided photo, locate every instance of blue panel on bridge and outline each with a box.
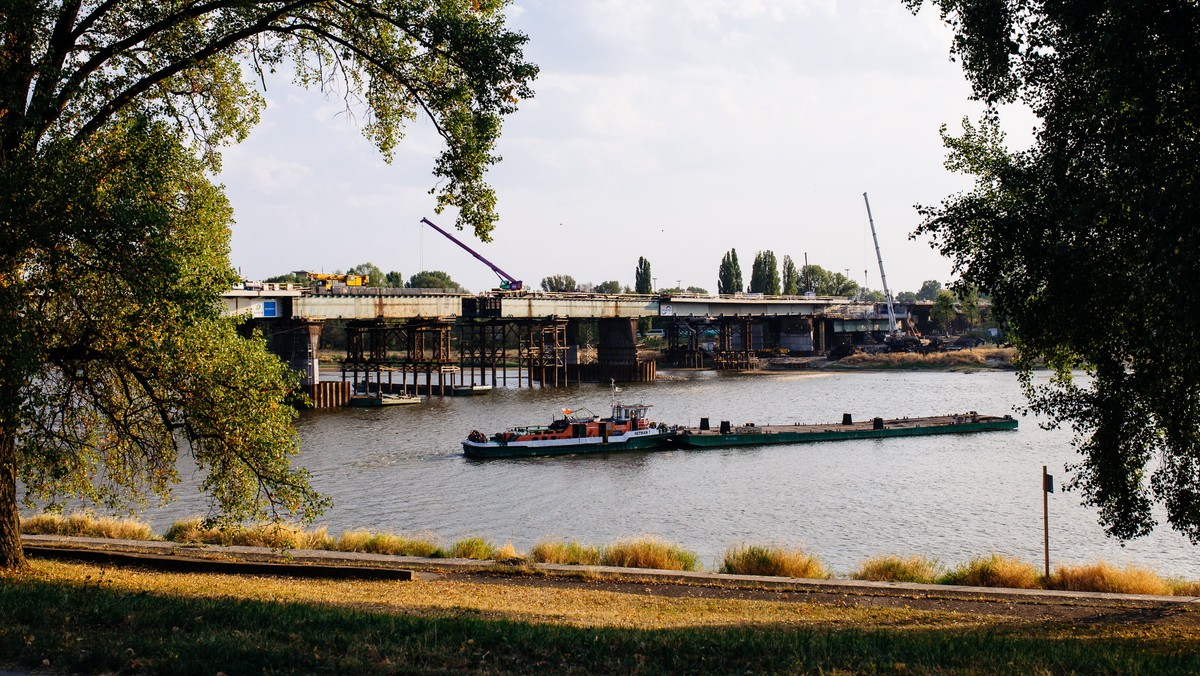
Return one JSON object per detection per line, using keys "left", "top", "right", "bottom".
{"left": 262, "top": 300, "right": 278, "bottom": 318}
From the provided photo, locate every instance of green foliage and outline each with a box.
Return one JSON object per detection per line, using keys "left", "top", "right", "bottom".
{"left": 635, "top": 257, "right": 653, "bottom": 294}
{"left": 917, "top": 279, "right": 943, "bottom": 301}
{"left": 685, "top": 286, "right": 709, "bottom": 295}
{"left": 383, "top": 271, "right": 405, "bottom": 288}
{"left": 749, "top": 251, "right": 781, "bottom": 295}
{"left": 931, "top": 290, "right": 958, "bottom": 332}
{"left": 0, "top": 1, "right": 536, "bottom": 239}
{"left": 896, "top": 291, "right": 918, "bottom": 303}
{"left": 0, "top": 0, "right": 536, "bottom": 570}
{"left": 346, "top": 262, "right": 384, "bottom": 286}
{"left": 1, "top": 120, "right": 326, "bottom": 565}
{"left": 781, "top": 256, "right": 800, "bottom": 295}
{"left": 909, "top": 1, "right": 1200, "bottom": 540}
{"left": 801, "top": 265, "right": 859, "bottom": 296}
{"left": 593, "top": 280, "right": 622, "bottom": 294}
{"left": 407, "top": 270, "right": 465, "bottom": 291}
{"left": 264, "top": 272, "right": 307, "bottom": 284}
{"left": 539, "top": 274, "right": 577, "bottom": 292}
{"left": 717, "top": 249, "right": 743, "bottom": 294}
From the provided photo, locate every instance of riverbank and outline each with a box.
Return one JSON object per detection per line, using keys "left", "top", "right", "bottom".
{"left": 4, "top": 538, "right": 1199, "bottom": 674}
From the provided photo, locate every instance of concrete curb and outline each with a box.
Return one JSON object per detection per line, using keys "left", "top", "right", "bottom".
{"left": 22, "top": 534, "right": 1199, "bottom": 606}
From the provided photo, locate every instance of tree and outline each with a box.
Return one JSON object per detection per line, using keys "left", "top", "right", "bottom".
{"left": 801, "top": 265, "right": 859, "bottom": 297}
{"left": 407, "top": 271, "right": 464, "bottom": 291}
{"left": 930, "top": 290, "right": 958, "bottom": 333}
{"left": 635, "top": 257, "right": 653, "bottom": 294}
{"left": 907, "top": 0, "right": 1200, "bottom": 543}
{"left": 717, "top": 250, "right": 743, "bottom": 295}
{"left": 781, "top": 256, "right": 800, "bottom": 295}
{"left": 685, "top": 286, "right": 709, "bottom": 295}
{"left": 384, "top": 271, "right": 406, "bottom": 288}
{"left": 916, "top": 280, "right": 943, "bottom": 301}
{"left": 539, "top": 275, "right": 577, "bottom": 292}
{"left": 749, "top": 251, "right": 780, "bottom": 295}
{"left": 896, "top": 291, "right": 918, "bottom": 303}
{"left": 593, "top": 280, "right": 622, "bottom": 294}
{"left": 347, "top": 263, "right": 384, "bottom": 286}
{"left": 1, "top": 118, "right": 326, "bottom": 570}
{"left": 0, "top": 2, "right": 535, "bottom": 570}
{"left": 266, "top": 272, "right": 308, "bottom": 285}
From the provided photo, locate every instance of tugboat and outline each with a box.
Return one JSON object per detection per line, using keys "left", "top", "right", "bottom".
{"left": 462, "top": 384, "right": 676, "bottom": 458}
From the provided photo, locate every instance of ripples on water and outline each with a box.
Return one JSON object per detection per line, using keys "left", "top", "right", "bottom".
{"left": 142, "top": 369, "right": 1197, "bottom": 578}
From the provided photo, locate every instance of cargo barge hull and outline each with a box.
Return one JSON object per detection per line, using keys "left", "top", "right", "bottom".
{"left": 673, "top": 414, "right": 1017, "bottom": 448}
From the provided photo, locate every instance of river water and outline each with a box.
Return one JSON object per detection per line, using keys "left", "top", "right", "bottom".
{"left": 136, "top": 368, "right": 1200, "bottom": 578}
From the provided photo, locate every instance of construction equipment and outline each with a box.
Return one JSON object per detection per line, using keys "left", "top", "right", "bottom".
{"left": 862, "top": 193, "right": 898, "bottom": 334}
{"left": 298, "top": 271, "right": 369, "bottom": 287}
{"left": 420, "top": 217, "right": 524, "bottom": 291}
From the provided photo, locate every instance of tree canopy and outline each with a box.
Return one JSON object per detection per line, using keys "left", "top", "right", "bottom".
{"left": 908, "top": 1, "right": 1200, "bottom": 541}
{"left": 749, "top": 251, "right": 780, "bottom": 295}
{"left": 781, "top": 256, "right": 800, "bottom": 295}
{"left": 407, "top": 270, "right": 464, "bottom": 291}
{"left": 539, "top": 274, "right": 577, "bottom": 292}
{"left": 635, "top": 257, "right": 652, "bottom": 294}
{"left": 717, "top": 250, "right": 743, "bottom": 295}
{"left": 0, "top": 0, "right": 535, "bottom": 569}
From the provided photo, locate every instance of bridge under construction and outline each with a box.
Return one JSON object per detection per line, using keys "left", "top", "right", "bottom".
{"left": 224, "top": 285, "right": 908, "bottom": 406}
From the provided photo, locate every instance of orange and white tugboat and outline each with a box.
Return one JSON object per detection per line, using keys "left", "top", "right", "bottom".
{"left": 463, "top": 384, "right": 676, "bottom": 458}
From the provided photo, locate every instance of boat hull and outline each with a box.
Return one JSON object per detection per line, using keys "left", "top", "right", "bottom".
{"left": 673, "top": 416, "right": 1018, "bottom": 448}
{"left": 463, "top": 430, "right": 674, "bottom": 458}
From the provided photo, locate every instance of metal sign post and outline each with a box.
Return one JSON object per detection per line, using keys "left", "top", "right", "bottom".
{"left": 1042, "top": 465, "right": 1054, "bottom": 577}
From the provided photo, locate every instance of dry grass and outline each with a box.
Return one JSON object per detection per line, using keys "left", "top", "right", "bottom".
{"left": 492, "top": 542, "right": 524, "bottom": 562}
{"left": 332, "top": 530, "right": 443, "bottom": 558}
{"left": 1167, "top": 578, "right": 1200, "bottom": 597}
{"left": 851, "top": 554, "right": 943, "bottom": 584}
{"left": 530, "top": 539, "right": 603, "bottom": 565}
{"left": 164, "top": 517, "right": 332, "bottom": 549}
{"left": 840, "top": 347, "right": 1015, "bottom": 369}
{"left": 450, "top": 536, "right": 497, "bottom": 560}
{"left": 20, "top": 512, "right": 155, "bottom": 541}
{"left": 941, "top": 554, "right": 1042, "bottom": 589}
{"left": 600, "top": 536, "right": 700, "bottom": 572}
{"left": 721, "top": 544, "right": 831, "bottom": 579}
{"left": 1047, "top": 562, "right": 1172, "bottom": 596}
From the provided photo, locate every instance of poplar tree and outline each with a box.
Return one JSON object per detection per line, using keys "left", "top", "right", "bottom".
{"left": 635, "top": 257, "right": 652, "bottom": 294}
{"left": 717, "top": 249, "right": 743, "bottom": 295}
{"left": 781, "top": 256, "right": 800, "bottom": 295}
{"left": 749, "top": 251, "right": 780, "bottom": 295}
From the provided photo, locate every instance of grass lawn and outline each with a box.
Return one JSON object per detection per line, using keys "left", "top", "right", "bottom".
{"left": 2, "top": 559, "right": 1198, "bottom": 674}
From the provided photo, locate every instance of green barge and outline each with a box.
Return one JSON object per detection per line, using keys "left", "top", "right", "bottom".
{"left": 672, "top": 413, "right": 1017, "bottom": 448}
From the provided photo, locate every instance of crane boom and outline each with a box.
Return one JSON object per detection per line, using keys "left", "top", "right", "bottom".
{"left": 419, "top": 217, "right": 523, "bottom": 291}
{"left": 862, "top": 193, "right": 898, "bottom": 334}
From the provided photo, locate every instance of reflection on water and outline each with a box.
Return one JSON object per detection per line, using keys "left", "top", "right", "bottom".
{"left": 136, "top": 369, "right": 1197, "bottom": 577}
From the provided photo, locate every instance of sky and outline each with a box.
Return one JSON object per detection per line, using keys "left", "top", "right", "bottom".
{"left": 221, "top": 1, "right": 1035, "bottom": 295}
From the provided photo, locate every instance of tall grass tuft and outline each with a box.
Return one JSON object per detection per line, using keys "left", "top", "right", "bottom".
{"left": 164, "top": 517, "right": 332, "bottom": 549}
{"left": 720, "top": 544, "right": 831, "bottom": 579}
{"left": 333, "top": 530, "right": 443, "bottom": 557}
{"left": 20, "top": 512, "right": 155, "bottom": 541}
{"left": 940, "top": 554, "right": 1042, "bottom": 589}
{"left": 840, "top": 347, "right": 1014, "bottom": 369}
{"left": 450, "top": 537, "right": 497, "bottom": 560}
{"left": 600, "top": 536, "right": 700, "bottom": 572}
{"left": 530, "top": 539, "right": 603, "bottom": 565}
{"left": 851, "top": 554, "right": 943, "bottom": 584}
{"left": 1166, "top": 578, "right": 1200, "bottom": 597}
{"left": 492, "top": 542, "right": 525, "bottom": 562}
{"left": 1047, "top": 562, "right": 1171, "bottom": 596}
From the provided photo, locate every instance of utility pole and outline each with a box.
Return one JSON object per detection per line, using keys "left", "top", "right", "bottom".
{"left": 1043, "top": 465, "right": 1054, "bottom": 577}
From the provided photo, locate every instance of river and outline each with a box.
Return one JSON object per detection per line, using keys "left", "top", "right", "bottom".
{"left": 140, "top": 368, "right": 1199, "bottom": 579}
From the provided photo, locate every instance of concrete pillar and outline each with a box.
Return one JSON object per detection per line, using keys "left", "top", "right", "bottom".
{"left": 596, "top": 317, "right": 638, "bottom": 367}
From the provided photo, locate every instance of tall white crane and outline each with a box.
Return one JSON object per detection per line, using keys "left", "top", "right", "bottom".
{"left": 862, "top": 193, "right": 898, "bottom": 334}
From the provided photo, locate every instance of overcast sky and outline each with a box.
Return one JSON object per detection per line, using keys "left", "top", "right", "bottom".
{"left": 221, "top": 1, "right": 1034, "bottom": 295}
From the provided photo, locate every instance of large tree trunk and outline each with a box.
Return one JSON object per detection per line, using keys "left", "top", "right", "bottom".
{"left": 0, "top": 429, "right": 25, "bottom": 571}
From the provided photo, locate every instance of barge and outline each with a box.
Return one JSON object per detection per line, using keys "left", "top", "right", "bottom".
{"left": 673, "top": 412, "right": 1017, "bottom": 448}
{"left": 463, "top": 389, "right": 676, "bottom": 458}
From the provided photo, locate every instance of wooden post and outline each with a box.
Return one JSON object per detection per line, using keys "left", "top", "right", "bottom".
{"left": 1042, "top": 465, "right": 1051, "bottom": 578}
